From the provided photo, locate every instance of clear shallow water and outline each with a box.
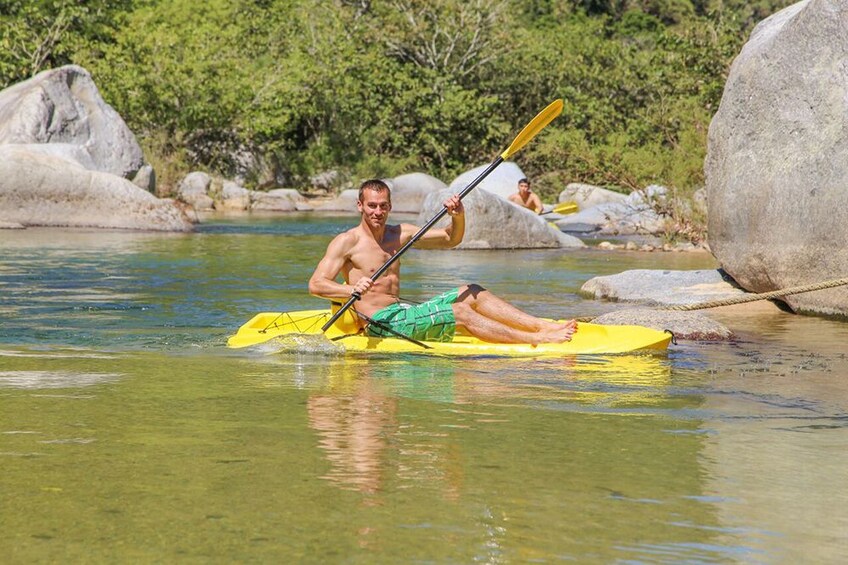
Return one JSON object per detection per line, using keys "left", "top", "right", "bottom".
{"left": 1, "top": 215, "right": 847, "bottom": 563}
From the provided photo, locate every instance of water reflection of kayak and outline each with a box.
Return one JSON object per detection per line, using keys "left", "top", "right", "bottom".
{"left": 227, "top": 309, "right": 672, "bottom": 356}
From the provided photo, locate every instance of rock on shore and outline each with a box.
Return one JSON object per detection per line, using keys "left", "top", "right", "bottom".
{"left": 0, "top": 65, "right": 143, "bottom": 178}
{"left": 419, "top": 187, "right": 584, "bottom": 249}
{"left": 0, "top": 65, "right": 193, "bottom": 231}
{"left": 558, "top": 183, "right": 626, "bottom": 210}
{"left": 388, "top": 173, "right": 447, "bottom": 213}
{"left": 555, "top": 185, "right": 667, "bottom": 235}
{"left": 315, "top": 173, "right": 446, "bottom": 213}
{"left": 449, "top": 162, "right": 526, "bottom": 200}
{"left": 0, "top": 146, "right": 192, "bottom": 231}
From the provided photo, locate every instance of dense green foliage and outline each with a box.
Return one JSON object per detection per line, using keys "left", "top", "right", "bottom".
{"left": 1, "top": 0, "right": 793, "bottom": 212}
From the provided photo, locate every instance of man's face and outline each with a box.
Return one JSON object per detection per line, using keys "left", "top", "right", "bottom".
{"left": 518, "top": 181, "right": 530, "bottom": 195}
{"left": 357, "top": 188, "right": 391, "bottom": 228}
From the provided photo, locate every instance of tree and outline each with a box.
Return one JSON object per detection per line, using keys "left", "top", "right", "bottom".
{"left": 375, "top": 0, "right": 509, "bottom": 82}
{"left": 0, "top": 0, "right": 133, "bottom": 88}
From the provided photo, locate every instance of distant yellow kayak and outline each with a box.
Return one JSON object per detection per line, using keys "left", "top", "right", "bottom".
{"left": 227, "top": 309, "right": 672, "bottom": 356}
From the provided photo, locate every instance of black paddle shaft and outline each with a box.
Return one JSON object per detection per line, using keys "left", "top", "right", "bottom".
{"left": 321, "top": 156, "right": 504, "bottom": 332}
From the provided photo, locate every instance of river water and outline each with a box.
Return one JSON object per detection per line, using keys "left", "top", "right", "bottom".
{"left": 1, "top": 215, "right": 846, "bottom": 563}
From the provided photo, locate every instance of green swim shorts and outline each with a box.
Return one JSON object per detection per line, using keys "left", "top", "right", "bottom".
{"left": 365, "top": 288, "right": 460, "bottom": 342}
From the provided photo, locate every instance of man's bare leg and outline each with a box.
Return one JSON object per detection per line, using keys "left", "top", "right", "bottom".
{"left": 455, "top": 284, "right": 575, "bottom": 333}
{"left": 452, "top": 302, "right": 574, "bottom": 345}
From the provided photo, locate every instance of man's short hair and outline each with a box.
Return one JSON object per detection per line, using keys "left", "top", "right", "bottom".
{"left": 358, "top": 179, "right": 391, "bottom": 202}
{"left": 518, "top": 178, "right": 529, "bottom": 185}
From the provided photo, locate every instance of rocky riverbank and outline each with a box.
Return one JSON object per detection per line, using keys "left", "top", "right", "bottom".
{"left": 0, "top": 64, "right": 702, "bottom": 251}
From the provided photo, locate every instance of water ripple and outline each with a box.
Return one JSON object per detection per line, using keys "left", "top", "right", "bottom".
{"left": 0, "top": 370, "right": 121, "bottom": 389}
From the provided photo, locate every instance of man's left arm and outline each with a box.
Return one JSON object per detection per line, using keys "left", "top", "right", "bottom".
{"left": 408, "top": 194, "right": 465, "bottom": 249}
{"left": 531, "top": 193, "right": 543, "bottom": 214}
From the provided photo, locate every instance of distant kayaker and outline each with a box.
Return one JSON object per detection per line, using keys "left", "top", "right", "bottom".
{"left": 507, "top": 177, "right": 543, "bottom": 214}
{"left": 308, "top": 179, "right": 576, "bottom": 344}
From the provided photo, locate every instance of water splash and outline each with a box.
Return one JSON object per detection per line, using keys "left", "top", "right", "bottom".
{"left": 254, "top": 333, "right": 346, "bottom": 356}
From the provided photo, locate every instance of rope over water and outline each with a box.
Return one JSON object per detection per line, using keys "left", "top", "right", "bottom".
{"left": 574, "top": 277, "right": 848, "bottom": 323}
{"left": 661, "top": 277, "right": 848, "bottom": 312}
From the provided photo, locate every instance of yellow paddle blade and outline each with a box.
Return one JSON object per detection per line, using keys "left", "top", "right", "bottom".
{"left": 552, "top": 200, "right": 578, "bottom": 215}
{"left": 500, "top": 99, "right": 564, "bottom": 160}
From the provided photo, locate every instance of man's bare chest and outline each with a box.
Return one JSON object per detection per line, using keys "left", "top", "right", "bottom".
{"left": 347, "top": 235, "right": 402, "bottom": 272}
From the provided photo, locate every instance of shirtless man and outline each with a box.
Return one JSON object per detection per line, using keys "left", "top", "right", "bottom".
{"left": 308, "top": 179, "right": 576, "bottom": 344}
{"left": 507, "top": 178, "right": 543, "bottom": 214}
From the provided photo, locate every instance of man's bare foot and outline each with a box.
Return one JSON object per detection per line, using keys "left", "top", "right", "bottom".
{"left": 551, "top": 325, "right": 575, "bottom": 342}
{"left": 539, "top": 318, "right": 577, "bottom": 333}
{"left": 534, "top": 325, "right": 576, "bottom": 344}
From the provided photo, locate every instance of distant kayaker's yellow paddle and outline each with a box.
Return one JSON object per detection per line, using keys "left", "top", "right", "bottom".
{"left": 321, "top": 99, "right": 564, "bottom": 332}
{"left": 541, "top": 201, "right": 579, "bottom": 216}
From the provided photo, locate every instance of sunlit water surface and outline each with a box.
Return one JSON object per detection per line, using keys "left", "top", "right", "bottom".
{"left": 1, "top": 215, "right": 846, "bottom": 563}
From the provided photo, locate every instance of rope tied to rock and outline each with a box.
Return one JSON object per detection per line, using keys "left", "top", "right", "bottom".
{"left": 661, "top": 277, "right": 848, "bottom": 311}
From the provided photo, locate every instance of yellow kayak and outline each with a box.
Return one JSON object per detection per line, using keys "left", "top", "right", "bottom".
{"left": 227, "top": 309, "right": 672, "bottom": 356}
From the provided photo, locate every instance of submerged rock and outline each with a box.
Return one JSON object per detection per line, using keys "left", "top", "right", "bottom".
{"left": 592, "top": 308, "right": 733, "bottom": 341}
{"left": 580, "top": 269, "right": 745, "bottom": 306}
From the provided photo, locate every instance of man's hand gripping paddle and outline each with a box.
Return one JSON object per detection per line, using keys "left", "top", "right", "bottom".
{"left": 321, "top": 99, "right": 564, "bottom": 333}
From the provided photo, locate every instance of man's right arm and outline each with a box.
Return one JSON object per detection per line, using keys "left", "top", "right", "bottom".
{"left": 308, "top": 233, "right": 366, "bottom": 300}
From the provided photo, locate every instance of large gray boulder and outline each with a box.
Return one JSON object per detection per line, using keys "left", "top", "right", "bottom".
{"left": 310, "top": 170, "right": 343, "bottom": 191}
{"left": 705, "top": 0, "right": 848, "bottom": 316}
{"left": 316, "top": 188, "right": 359, "bottom": 212}
{"left": 418, "top": 188, "right": 584, "bottom": 249}
{"left": 558, "top": 183, "right": 627, "bottom": 210}
{"left": 387, "top": 173, "right": 446, "bottom": 213}
{"left": 555, "top": 186, "right": 667, "bottom": 235}
{"left": 218, "top": 180, "right": 251, "bottom": 211}
{"left": 0, "top": 65, "right": 144, "bottom": 179}
{"left": 0, "top": 146, "right": 192, "bottom": 231}
{"left": 251, "top": 189, "right": 313, "bottom": 211}
{"left": 176, "top": 172, "right": 214, "bottom": 210}
{"left": 317, "top": 175, "right": 447, "bottom": 213}
{"left": 449, "top": 161, "right": 526, "bottom": 200}
{"left": 5, "top": 142, "right": 97, "bottom": 169}
{"left": 131, "top": 165, "right": 156, "bottom": 193}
